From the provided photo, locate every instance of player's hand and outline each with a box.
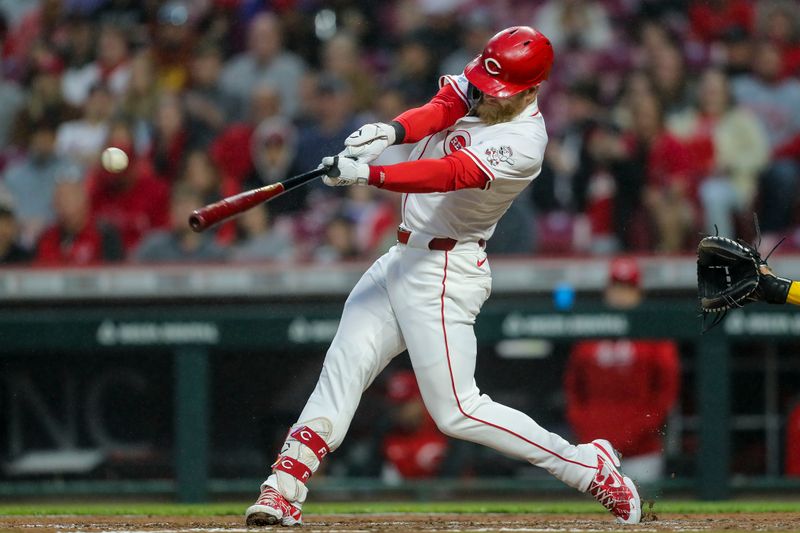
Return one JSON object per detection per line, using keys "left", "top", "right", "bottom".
{"left": 321, "top": 156, "right": 369, "bottom": 186}
{"left": 341, "top": 123, "right": 396, "bottom": 163}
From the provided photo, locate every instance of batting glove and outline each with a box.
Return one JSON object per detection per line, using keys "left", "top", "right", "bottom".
{"left": 341, "top": 123, "right": 396, "bottom": 163}
{"left": 321, "top": 155, "right": 369, "bottom": 186}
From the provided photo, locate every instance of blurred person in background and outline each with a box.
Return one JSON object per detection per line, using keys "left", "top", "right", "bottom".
{"left": 0, "top": 16, "right": 24, "bottom": 157}
{"left": 151, "top": 0, "right": 196, "bottom": 91}
{"left": 121, "top": 50, "right": 160, "bottom": 150}
{"left": 243, "top": 116, "right": 299, "bottom": 216}
{"left": 320, "top": 32, "right": 376, "bottom": 114}
{"left": 150, "top": 92, "right": 190, "bottom": 182}
{"left": 10, "top": 47, "right": 78, "bottom": 146}
{"left": 387, "top": 33, "right": 439, "bottom": 107}
{"left": 35, "top": 175, "right": 123, "bottom": 266}
{"left": 231, "top": 203, "right": 294, "bottom": 263}
{"left": 533, "top": 0, "right": 612, "bottom": 53}
{"left": 58, "top": 14, "right": 95, "bottom": 106}
{"left": 87, "top": 118, "right": 169, "bottom": 253}
{"left": 2, "top": 0, "right": 69, "bottom": 79}
{"left": 647, "top": 44, "right": 693, "bottom": 120}
{"left": 62, "top": 23, "right": 132, "bottom": 106}
{"left": 211, "top": 83, "right": 283, "bottom": 203}
{"left": 733, "top": 40, "right": 800, "bottom": 236}
{"left": 290, "top": 75, "right": 359, "bottom": 179}
{"left": 787, "top": 401, "right": 800, "bottom": 476}
{"left": 55, "top": 83, "right": 114, "bottom": 169}
{"left": 756, "top": 0, "right": 800, "bottom": 78}
{"left": 439, "top": 11, "right": 495, "bottom": 77}
{"left": 625, "top": 94, "right": 694, "bottom": 252}
{"left": 3, "top": 119, "right": 80, "bottom": 248}
{"left": 0, "top": 191, "right": 31, "bottom": 264}
{"left": 183, "top": 42, "right": 235, "bottom": 149}
{"left": 313, "top": 214, "right": 358, "bottom": 264}
{"left": 381, "top": 370, "right": 449, "bottom": 482}
{"left": 134, "top": 182, "right": 227, "bottom": 263}
{"left": 668, "top": 68, "right": 769, "bottom": 238}
{"left": 565, "top": 257, "right": 680, "bottom": 483}
{"left": 181, "top": 150, "right": 221, "bottom": 206}
{"left": 341, "top": 186, "right": 398, "bottom": 259}
{"left": 688, "top": 0, "right": 754, "bottom": 44}
{"left": 221, "top": 12, "right": 305, "bottom": 120}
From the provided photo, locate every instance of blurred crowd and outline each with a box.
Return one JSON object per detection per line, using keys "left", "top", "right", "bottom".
{"left": 1, "top": 0, "right": 800, "bottom": 266}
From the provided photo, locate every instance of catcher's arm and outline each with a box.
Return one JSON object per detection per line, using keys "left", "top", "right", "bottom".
{"left": 759, "top": 263, "right": 799, "bottom": 306}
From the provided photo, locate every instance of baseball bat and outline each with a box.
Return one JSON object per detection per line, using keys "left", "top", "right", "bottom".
{"left": 188, "top": 165, "right": 335, "bottom": 232}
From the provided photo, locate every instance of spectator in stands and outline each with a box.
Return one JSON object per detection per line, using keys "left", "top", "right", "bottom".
{"left": 341, "top": 186, "right": 397, "bottom": 259}
{"left": 231, "top": 204, "right": 294, "bottom": 263}
{"left": 3, "top": 119, "right": 80, "bottom": 248}
{"left": 320, "top": 33, "right": 376, "bottom": 113}
{"left": 150, "top": 93, "right": 190, "bottom": 182}
{"left": 534, "top": 0, "right": 613, "bottom": 52}
{"left": 0, "top": 191, "right": 31, "bottom": 264}
{"left": 35, "top": 176, "right": 123, "bottom": 266}
{"left": 151, "top": 0, "right": 195, "bottom": 91}
{"left": 440, "top": 11, "right": 494, "bottom": 76}
{"left": 220, "top": 12, "right": 305, "bottom": 119}
{"left": 62, "top": 24, "right": 132, "bottom": 106}
{"left": 134, "top": 182, "right": 227, "bottom": 263}
{"left": 242, "top": 117, "right": 300, "bottom": 216}
{"left": 181, "top": 150, "right": 221, "bottom": 206}
{"left": 626, "top": 94, "right": 694, "bottom": 252}
{"left": 291, "top": 75, "right": 359, "bottom": 178}
{"left": 787, "top": 401, "right": 800, "bottom": 477}
{"left": 565, "top": 257, "right": 680, "bottom": 483}
{"left": 688, "top": 0, "right": 755, "bottom": 44}
{"left": 669, "top": 68, "right": 770, "bottom": 238}
{"left": 0, "top": 32, "right": 24, "bottom": 154}
{"left": 55, "top": 83, "right": 113, "bottom": 169}
{"left": 183, "top": 42, "right": 235, "bottom": 149}
{"left": 59, "top": 15, "right": 98, "bottom": 107}
{"left": 381, "top": 370, "right": 449, "bottom": 481}
{"left": 88, "top": 118, "right": 169, "bottom": 253}
{"left": 647, "top": 44, "right": 693, "bottom": 120}
{"left": 756, "top": 0, "right": 800, "bottom": 78}
{"left": 733, "top": 41, "right": 800, "bottom": 234}
{"left": 313, "top": 215, "right": 358, "bottom": 264}
{"left": 121, "top": 50, "right": 159, "bottom": 150}
{"left": 387, "top": 33, "right": 439, "bottom": 107}
{"left": 9, "top": 47, "right": 78, "bottom": 147}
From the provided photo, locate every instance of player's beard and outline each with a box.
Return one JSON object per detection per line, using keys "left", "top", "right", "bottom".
{"left": 475, "top": 92, "right": 531, "bottom": 125}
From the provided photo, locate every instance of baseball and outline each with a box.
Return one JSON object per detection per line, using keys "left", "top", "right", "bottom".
{"left": 101, "top": 147, "right": 129, "bottom": 173}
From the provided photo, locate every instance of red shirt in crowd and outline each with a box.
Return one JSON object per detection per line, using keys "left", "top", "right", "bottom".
{"left": 565, "top": 339, "right": 680, "bottom": 458}
{"left": 688, "top": 0, "right": 754, "bottom": 43}
{"left": 35, "top": 220, "right": 110, "bottom": 266}
{"left": 87, "top": 161, "right": 170, "bottom": 253}
{"left": 786, "top": 404, "right": 800, "bottom": 476}
{"left": 382, "top": 415, "right": 448, "bottom": 479}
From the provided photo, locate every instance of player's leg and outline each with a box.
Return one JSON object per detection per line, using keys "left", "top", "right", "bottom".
{"left": 390, "top": 248, "right": 639, "bottom": 523}
{"left": 248, "top": 249, "right": 406, "bottom": 525}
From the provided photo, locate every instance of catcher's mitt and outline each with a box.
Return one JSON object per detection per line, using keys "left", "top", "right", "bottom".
{"left": 697, "top": 234, "right": 791, "bottom": 330}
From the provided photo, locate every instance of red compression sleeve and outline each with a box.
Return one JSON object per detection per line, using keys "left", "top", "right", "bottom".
{"left": 368, "top": 150, "right": 490, "bottom": 193}
{"left": 393, "top": 84, "right": 469, "bottom": 143}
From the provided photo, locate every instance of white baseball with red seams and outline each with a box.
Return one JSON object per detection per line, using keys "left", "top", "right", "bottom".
{"left": 249, "top": 25, "right": 641, "bottom": 526}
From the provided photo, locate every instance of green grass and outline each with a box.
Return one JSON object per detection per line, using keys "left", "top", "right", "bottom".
{"left": 0, "top": 500, "right": 798, "bottom": 516}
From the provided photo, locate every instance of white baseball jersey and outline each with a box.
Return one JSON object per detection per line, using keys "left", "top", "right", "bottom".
{"left": 401, "top": 73, "right": 548, "bottom": 242}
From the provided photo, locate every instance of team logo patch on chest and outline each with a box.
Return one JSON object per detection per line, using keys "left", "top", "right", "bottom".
{"left": 444, "top": 130, "right": 471, "bottom": 154}
{"left": 485, "top": 145, "right": 515, "bottom": 166}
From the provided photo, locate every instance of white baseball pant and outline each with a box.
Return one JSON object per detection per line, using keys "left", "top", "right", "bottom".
{"left": 266, "top": 240, "right": 599, "bottom": 499}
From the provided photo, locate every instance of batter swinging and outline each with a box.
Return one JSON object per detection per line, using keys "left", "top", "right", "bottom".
{"left": 246, "top": 26, "right": 641, "bottom": 526}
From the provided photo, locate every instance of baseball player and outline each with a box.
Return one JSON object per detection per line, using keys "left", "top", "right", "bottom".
{"left": 246, "top": 26, "right": 641, "bottom": 526}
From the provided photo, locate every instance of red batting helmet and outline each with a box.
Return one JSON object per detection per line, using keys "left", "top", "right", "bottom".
{"left": 464, "top": 26, "right": 554, "bottom": 98}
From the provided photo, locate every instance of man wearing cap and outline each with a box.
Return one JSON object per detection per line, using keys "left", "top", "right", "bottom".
{"left": 565, "top": 258, "right": 680, "bottom": 483}
{"left": 246, "top": 27, "right": 642, "bottom": 526}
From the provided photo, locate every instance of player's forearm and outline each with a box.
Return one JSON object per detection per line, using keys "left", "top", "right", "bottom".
{"left": 787, "top": 281, "right": 800, "bottom": 306}
{"left": 392, "top": 86, "right": 468, "bottom": 144}
{"left": 368, "top": 152, "right": 488, "bottom": 193}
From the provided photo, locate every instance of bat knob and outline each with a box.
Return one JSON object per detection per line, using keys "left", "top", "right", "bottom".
{"left": 189, "top": 212, "right": 205, "bottom": 232}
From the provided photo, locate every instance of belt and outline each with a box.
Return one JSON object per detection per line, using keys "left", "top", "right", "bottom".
{"left": 397, "top": 228, "right": 485, "bottom": 251}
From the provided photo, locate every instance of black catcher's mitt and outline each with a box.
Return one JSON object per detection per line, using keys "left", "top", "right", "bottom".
{"left": 697, "top": 234, "right": 791, "bottom": 329}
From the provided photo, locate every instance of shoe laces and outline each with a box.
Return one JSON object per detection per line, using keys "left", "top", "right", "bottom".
{"left": 256, "top": 487, "right": 288, "bottom": 509}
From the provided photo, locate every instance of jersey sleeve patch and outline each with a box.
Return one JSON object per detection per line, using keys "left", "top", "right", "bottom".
{"left": 438, "top": 74, "right": 470, "bottom": 107}
{"left": 466, "top": 132, "right": 545, "bottom": 182}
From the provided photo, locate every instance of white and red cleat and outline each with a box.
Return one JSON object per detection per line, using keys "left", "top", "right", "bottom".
{"left": 588, "top": 439, "right": 641, "bottom": 524}
{"left": 245, "top": 486, "right": 303, "bottom": 527}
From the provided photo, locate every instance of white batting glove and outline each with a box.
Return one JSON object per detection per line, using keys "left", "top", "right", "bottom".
{"left": 341, "top": 123, "right": 396, "bottom": 163}
{"left": 321, "top": 155, "right": 369, "bottom": 186}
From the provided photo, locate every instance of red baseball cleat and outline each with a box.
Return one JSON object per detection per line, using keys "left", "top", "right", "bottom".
{"left": 588, "top": 439, "right": 641, "bottom": 524}
{"left": 245, "top": 486, "right": 303, "bottom": 527}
